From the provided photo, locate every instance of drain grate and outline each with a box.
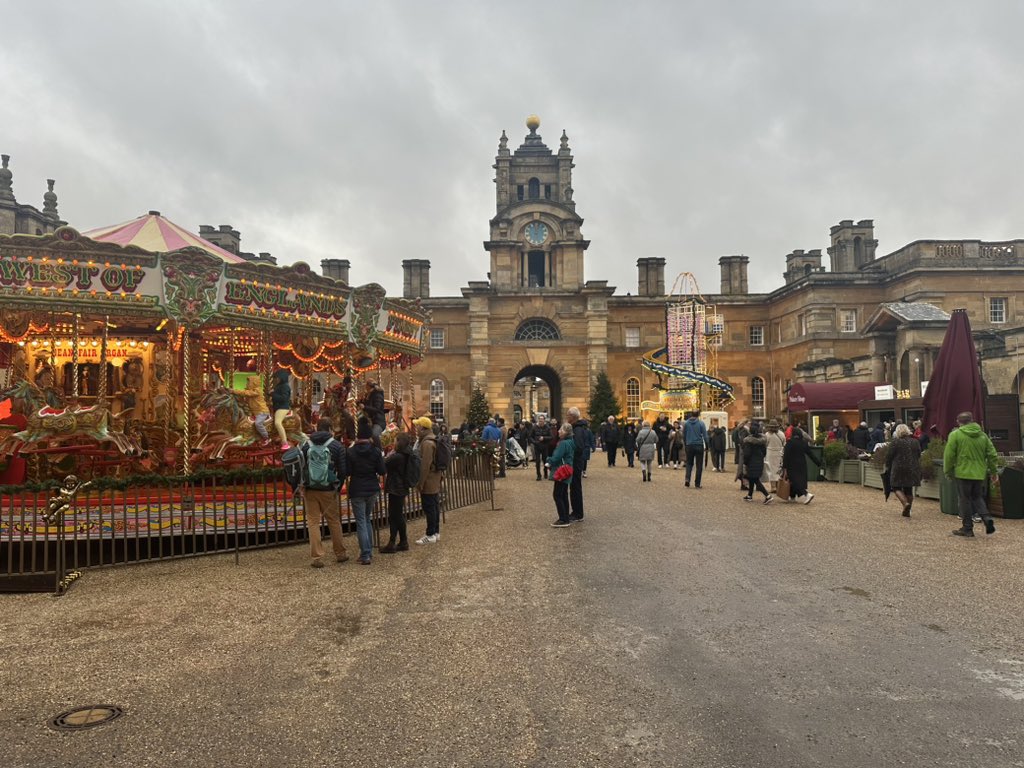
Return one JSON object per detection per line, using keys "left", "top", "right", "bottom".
{"left": 49, "top": 705, "right": 124, "bottom": 731}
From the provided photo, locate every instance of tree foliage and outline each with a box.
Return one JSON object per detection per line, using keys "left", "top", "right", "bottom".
{"left": 587, "top": 371, "right": 622, "bottom": 426}
{"left": 466, "top": 384, "right": 491, "bottom": 428}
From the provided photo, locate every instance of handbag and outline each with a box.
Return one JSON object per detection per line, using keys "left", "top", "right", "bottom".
{"left": 553, "top": 463, "right": 574, "bottom": 482}
{"left": 776, "top": 476, "right": 792, "bottom": 500}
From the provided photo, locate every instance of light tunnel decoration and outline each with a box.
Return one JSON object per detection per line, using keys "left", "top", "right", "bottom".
{"left": 640, "top": 272, "right": 734, "bottom": 416}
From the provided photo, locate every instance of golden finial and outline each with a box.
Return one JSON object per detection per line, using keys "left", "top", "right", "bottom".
{"left": 526, "top": 114, "right": 541, "bottom": 132}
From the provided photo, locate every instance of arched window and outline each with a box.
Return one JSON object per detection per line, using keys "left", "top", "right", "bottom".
{"left": 514, "top": 318, "right": 561, "bottom": 341}
{"left": 528, "top": 178, "right": 540, "bottom": 199}
{"left": 626, "top": 377, "right": 641, "bottom": 419}
{"left": 429, "top": 378, "right": 445, "bottom": 422}
{"left": 313, "top": 378, "right": 323, "bottom": 398}
{"left": 751, "top": 377, "right": 765, "bottom": 419}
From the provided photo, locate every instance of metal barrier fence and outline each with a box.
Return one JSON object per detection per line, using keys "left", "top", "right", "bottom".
{"left": 0, "top": 451, "right": 494, "bottom": 594}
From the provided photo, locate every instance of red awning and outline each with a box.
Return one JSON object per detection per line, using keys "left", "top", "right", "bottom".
{"left": 787, "top": 382, "right": 887, "bottom": 412}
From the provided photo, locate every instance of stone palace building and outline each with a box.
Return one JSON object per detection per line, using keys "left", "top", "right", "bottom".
{"left": 5, "top": 122, "right": 1024, "bottom": 430}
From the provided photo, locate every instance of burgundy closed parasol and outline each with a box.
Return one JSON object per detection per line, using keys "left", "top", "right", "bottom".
{"left": 921, "top": 308, "right": 985, "bottom": 439}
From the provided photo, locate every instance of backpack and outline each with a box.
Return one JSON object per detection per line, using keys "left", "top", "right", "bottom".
{"left": 432, "top": 438, "right": 452, "bottom": 473}
{"left": 305, "top": 438, "right": 338, "bottom": 490}
{"left": 282, "top": 445, "right": 306, "bottom": 491}
{"left": 405, "top": 451, "right": 422, "bottom": 487}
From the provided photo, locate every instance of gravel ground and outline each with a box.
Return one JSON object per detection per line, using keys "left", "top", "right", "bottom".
{"left": 1, "top": 457, "right": 1022, "bottom": 768}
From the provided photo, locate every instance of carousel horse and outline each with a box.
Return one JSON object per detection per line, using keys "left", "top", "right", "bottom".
{"left": 320, "top": 379, "right": 357, "bottom": 442}
{"left": 0, "top": 381, "right": 139, "bottom": 457}
{"left": 195, "top": 386, "right": 306, "bottom": 461}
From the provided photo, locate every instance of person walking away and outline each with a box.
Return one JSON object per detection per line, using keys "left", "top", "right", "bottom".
{"left": 547, "top": 423, "right": 577, "bottom": 527}
{"left": 733, "top": 420, "right": 751, "bottom": 490}
{"left": 519, "top": 419, "right": 534, "bottom": 461}
{"left": 668, "top": 420, "right": 684, "bottom": 469}
{"left": 885, "top": 423, "right": 922, "bottom": 517}
{"left": 781, "top": 429, "right": 818, "bottom": 504}
{"left": 742, "top": 423, "right": 772, "bottom": 503}
{"left": 624, "top": 423, "right": 638, "bottom": 468}
{"left": 944, "top": 412, "right": 999, "bottom": 537}
{"left": 654, "top": 415, "right": 671, "bottom": 468}
{"left": 636, "top": 420, "right": 658, "bottom": 481}
{"left": 683, "top": 411, "right": 708, "bottom": 488}
{"left": 346, "top": 418, "right": 385, "bottom": 565}
{"left": 302, "top": 418, "right": 349, "bottom": 568}
{"left": 532, "top": 416, "right": 552, "bottom": 481}
{"left": 709, "top": 421, "right": 727, "bottom": 472}
{"left": 600, "top": 416, "right": 621, "bottom": 467}
{"left": 567, "top": 407, "right": 589, "bottom": 520}
{"left": 868, "top": 422, "right": 886, "bottom": 453}
{"left": 380, "top": 431, "right": 415, "bottom": 553}
{"left": 413, "top": 416, "right": 445, "bottom": 543}
{"left": 764, "top": 420, "right": 787, "bottom": 494}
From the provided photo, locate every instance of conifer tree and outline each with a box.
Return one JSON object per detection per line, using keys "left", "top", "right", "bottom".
{"left": 588, "top": 371, "right": 621, "bottom": 426}
{"left": 466, "top": 384, "right": 491, "bottom": 428}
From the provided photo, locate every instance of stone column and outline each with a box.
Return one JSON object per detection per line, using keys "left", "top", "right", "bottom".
{"left": 909, "top": 348, "right": 922, "bottom": 396}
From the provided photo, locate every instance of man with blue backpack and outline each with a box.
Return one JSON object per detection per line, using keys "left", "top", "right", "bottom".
{"left": 300, "top": 418, "right": 348, "bottom": 568}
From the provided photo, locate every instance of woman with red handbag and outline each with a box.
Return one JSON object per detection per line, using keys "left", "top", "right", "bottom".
{"left": 547, "top": 423, "right": 576, "bottom": 528}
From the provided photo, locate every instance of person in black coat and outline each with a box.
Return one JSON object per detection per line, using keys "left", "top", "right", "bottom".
{"left": 599, "top": 416, "right": 621, "bottom": 467}
{"left": 741, "top": 423, "right": 772, "bottom": 503}
{"left": 654, "top": 415, "right": 672, "bottom": 468}
{"left": 623, "top": 423, "right": 638, "bottom": 468}
{"left": 782, "top": 429, "right": 820, "bottom": 504}
{"left": 347, "top": 418, "right": 386, "bottom": 564}
{"left": 850, "top": 422, "right": 871, "bottom": 451}
{"left": 381, "top": 431, "right": 414, "bottom": 553}
{"left": 531, "top": 416, "right": 553, "bottom": 480}
{"left": 709, "top": 424, "right": 728, "bottom": 471}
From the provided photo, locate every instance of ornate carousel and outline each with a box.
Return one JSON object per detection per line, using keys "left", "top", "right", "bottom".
{"left": 0, "top": 214, "right": 428, "bottom": 486}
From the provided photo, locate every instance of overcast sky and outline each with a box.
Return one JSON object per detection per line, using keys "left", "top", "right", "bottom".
{"left": 3, "top": 1, "right": 1022, "bottom": 299}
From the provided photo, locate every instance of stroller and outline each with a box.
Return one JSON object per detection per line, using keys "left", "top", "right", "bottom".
{"left": 506, "top": 437, "right": 527, "bottom": 468}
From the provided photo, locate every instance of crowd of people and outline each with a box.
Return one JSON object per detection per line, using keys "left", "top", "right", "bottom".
{"left": 296, "top": 387, "right": 1002, "bottom": 566}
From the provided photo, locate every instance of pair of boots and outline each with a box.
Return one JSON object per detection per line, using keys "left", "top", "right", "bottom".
{"left": 642, "top": 470, "right": 652, "bottom": 482}
{"left": 379, "top": 539, "right": 409, "bottom": 553}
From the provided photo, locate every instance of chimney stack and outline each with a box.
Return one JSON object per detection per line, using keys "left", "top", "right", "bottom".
{"left": 199, "top": 224, "right": 241, "bottom": 254}
{"left": 320, "top": 258, "right": 350, "bottom": 284}
{"left": 636, "top": 257, "right": 666, "bottom": 297}
{"left": 718, "top": 255, "right": 749, "bottom": 295}
{"left": 402, "top": 259, "right": 431, "bottom": 299}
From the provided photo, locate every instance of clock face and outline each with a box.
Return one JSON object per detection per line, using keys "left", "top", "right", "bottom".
{"left": 524, "top": 222, "right": 549, "bottom": 245}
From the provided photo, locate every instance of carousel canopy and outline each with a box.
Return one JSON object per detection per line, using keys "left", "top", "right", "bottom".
{"left": 83, "top": 211, "right": 246, "bottom": 264}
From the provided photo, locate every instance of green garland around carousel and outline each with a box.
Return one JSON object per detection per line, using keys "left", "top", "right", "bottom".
{"left": 0, "top": 467, "right": 285, "bottom": 496}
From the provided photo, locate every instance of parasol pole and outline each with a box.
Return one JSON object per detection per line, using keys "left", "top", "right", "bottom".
{"left": 71, "top": 313, "right": 80, "bottom": 400}
{"left": 181, "top": 332, "right": 192, "bottom": 476}
{"left": 97, "top": 316, "right": 108, "bottom": 403}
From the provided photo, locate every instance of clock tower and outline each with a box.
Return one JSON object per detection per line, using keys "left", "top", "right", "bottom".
{"left": 485, "top": 116, "right": 589, "bottom": 292}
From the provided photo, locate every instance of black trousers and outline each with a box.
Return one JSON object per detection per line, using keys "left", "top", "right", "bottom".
{"left": 685, "top": 446, "right": 704, "bottom": 486}
{"left": 534, "top": 444, "right": 550, "bottom": 478}
{"left": 657, "top": 441, "right": 670, "bottom": 466}
{"left": 606, "top": 443, "right": 618, "bottom": 466}
{"left": 569, "top": 470, "right": 584, "bottom": 519}
{"left": 712, "top": 449, "right": 726, "bottom": 470}
{"left": 553, "top": 481, "right": 570, "bottom": 522}
{"left": 387, "top": 492, "right": 408, "bottom": 544}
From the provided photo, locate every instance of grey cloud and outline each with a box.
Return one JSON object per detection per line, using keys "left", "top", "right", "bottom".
{"left": 2, "top": 1, "right": 1023, "bottom": 298}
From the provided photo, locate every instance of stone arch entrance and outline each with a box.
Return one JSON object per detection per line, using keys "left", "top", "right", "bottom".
{"left": 512, "top": 365, "right": 562, "bottom": 422}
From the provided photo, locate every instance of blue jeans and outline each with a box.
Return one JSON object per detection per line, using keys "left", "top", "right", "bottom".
{"left": 350, "top": 495, "right": 375, "bottom": 560}
{"left": 421, "top": 493, "right": 440, "bottom": 536}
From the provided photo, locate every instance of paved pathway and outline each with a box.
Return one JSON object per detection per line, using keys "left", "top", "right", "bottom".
{"left": 2, "top": 456, "right": 1022, "bottom": 767}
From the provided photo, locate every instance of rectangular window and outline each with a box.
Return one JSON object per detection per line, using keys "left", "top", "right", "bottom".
{"left": 429, "top": 329, "right": 445, "bottom": 349}
{"left": 990, "top": 297, "right": 1008, "bottom": 324}
{"left": 751, "top": 377, "right": 766, "bottom": 419}
{"left": 625, "top": 327, "right": 641, "bottom": 348}
{"left": 798, "top": 314, "right": 807, "bottom": 336}
{"left": 840, "top": 309, "right": 857, "bottom": 333}
{"left": 749, "top": 325, "right": 764, "bottom": 346}
{"left": 544, "top": 184, "right": 552, "bottom": 199}
{"left": 626, "top": 378, "right": 641, "bottom": 419}
{"left": 517, "top": 185, "right": 524, "bottom": 201}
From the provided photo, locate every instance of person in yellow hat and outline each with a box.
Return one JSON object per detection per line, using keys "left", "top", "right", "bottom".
{"left": 413, "top": 416, "right": 444, "bottom": 544}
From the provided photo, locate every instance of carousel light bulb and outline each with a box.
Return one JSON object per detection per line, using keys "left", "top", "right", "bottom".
{"left": 17, "top": 341, "right": 24, "bottom": 347}
{"left": 91, "top": 340, "right": 99, "bottom": 347}
{"left": 143, "top": 341, "right": 149, "bottom": 347}
{"left": 129, "top": 340, "right": 138, "bottom": 347}
{"left": 31, "top": 340, "right": 38, "bottom": 347}
{"left": 79, "top": 340, "right": 86, "bottom": 347}
{"left": 115, "top": 340, "right": 122, "bottom": 347}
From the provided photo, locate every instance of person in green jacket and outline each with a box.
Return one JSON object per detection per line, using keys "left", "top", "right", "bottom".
{"left": 943, "top": 412, "right": 999, "bottom": 537}
{"left": 546, "top": 423, "right": 576, "bottom": 528}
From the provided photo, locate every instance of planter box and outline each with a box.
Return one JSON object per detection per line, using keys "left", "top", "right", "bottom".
{"left": 841, "top": 460, "right": 864, "bottom": 484}
{"left": 995, "top": 466, "right": 1024, "bottom": 519}
{"left": 916, "top": 478, "right": 940, "bottom": 500}
{"left": 862, "top": 464, "right": 884, "bottom": 489}
{"left": 824, "top": 464, "right": 842, "bottom": 483}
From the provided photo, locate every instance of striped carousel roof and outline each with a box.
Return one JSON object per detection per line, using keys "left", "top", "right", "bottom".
{"left": 83, "top": 211, "right": 247, "bottom": 263}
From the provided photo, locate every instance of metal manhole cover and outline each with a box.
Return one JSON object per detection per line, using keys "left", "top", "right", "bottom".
{"left": 49, "top": 705, "right": 124, "bottom": 731}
